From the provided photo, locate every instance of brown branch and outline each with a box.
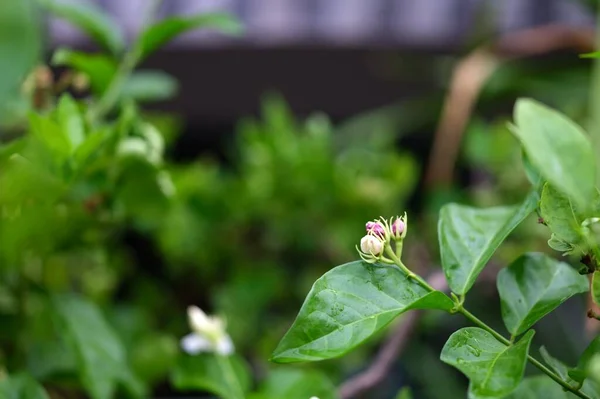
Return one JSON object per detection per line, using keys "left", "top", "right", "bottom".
{"left": 424, "top": 24, "right": 595, "bottom": 190}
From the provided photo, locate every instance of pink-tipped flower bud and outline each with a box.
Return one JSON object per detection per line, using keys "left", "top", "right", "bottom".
{"left": 366, "top": 221, "right": 385, "bottom": 238}
{"left": 360, "top": 234, "right": 384, "bottom": 256}
{"left": 391, "top": 218, "right": 405, "bottom": 239}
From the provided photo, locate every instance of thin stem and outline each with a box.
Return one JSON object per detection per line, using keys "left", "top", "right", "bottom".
{"left": 458, "top": 307, "right": 592, "bottom": 399}
{"left": 384, "top": 246, "right": 433, "bottom": 292}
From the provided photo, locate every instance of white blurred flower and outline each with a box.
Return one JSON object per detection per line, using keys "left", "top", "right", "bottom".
{"left": 309, "top": 397, "right": 320, "bottom": 399}
{"left": 180, "top": 305, "right": 234, "bottom": 356}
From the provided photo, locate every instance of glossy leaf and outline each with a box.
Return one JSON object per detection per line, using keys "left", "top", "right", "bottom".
{"left": 52, "top": 48, "right": 117, "bottom": 94}
{"left": 440, "top": 327, "right": 534, "bottom": 399}
{"left": 513, "top": 98, "right": 595, "bottom": 208}
{"left": 39, "top": 0, "right": 124, "bottom": 54}
{"left": 272, "top": 261, "right": 453, "bottom": 363}
{"left": 497, "top": 253, "right": 588, "bottom": 336}
{"left": 171, "top": 354, "right": 250, "bottom": 399}
{"left": 138, "top": 13, "right": 243, "bottom": 61}
{"left": 252, "top": 368, "right": 337, "bottom": 399}
{"left": 439, "top": 191, "right": 537, "bottom": 295}
{"left": 0, "top": 373, "right": 49, "bottom": 399}
{"left": 505, "top": 376, "right": 575, "bottom": 399}
{"left": 56, "top": 94, "right": 85, "bottom": 149}
{"left": 53, "top": 294, "right": 141, "bottom": 399}
{"left": 122, "top": 70, "right": 178, "bottom": 102}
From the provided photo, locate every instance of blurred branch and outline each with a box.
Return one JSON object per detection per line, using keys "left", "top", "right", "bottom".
{"left": 338, "top": 267, "right": 498, "bottom": 399}
{"left": 424, "top": 24, "right": 595, "bottom": 190}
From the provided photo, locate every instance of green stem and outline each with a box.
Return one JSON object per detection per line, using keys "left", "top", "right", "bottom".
{"left": 216, "top": 355, "right": 245, "bottom": 399}
{"left": 386, "top": 253, "right": 592, "bottom": 399}
{"left": 458, "top": 307, "right": 592, "bottom": 399}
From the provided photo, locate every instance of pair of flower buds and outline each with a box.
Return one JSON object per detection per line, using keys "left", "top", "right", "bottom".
{"left": 359, "top": 215, "right": 406, "bottom": 261}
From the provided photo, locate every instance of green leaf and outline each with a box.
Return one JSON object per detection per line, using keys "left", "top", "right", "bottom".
{"left": 505, "top": 376, "right": 575, "bottom": 399}
{"left": 0, "top": 373, "right": 49, "bottom": 399}
{"left": 73, "top": 127, "right": 109, "bottom": 166}
{"left": 540, "top": 183, "right": 584, "bottom": 246}
{"left": 439, "top": 191, "right": 538, "bottom": 295}
{"left": 440, "top": 327, "right": 534, "bottom": 399}
{"left": 571, "top": 335, "right": 600, "bottom": 383}
{"left": 28, "top": 112, "right": 71, "bottom": 158}
{"left": 271, "top": 261, "right": 453, "bottom": 363}
{"left": 540, "top": 346, "right": 576, "bottom": 384}
{"left": 56, "top": 94, "right": 85, "bottom": 149}
{"left": 396, "top": 387, "right": 414, "bottom": 399}
{"left": 497, "top": 253, "right": 588, "bottom": 336}
{"left": 547, "top": 234, "right": 574, "bottom": 253}
{"left": 51, "top": 48, "right": 117, "bottom": 95}
{"left": 522, "top": 150, "right": 543, "bottom": 188}
{"left": 0, "top": 0, "right": 40, "bottom": 120}
{"left": 593, "top": 271, "right": 600, "bottom": 307}
{"left": 138, "top": 13, "right": 243, "bottom": 61}
{"left": 580, "top": 51, "right": 600, "bottom": 59}
{"left": 253, "top": 368, "right": 337, "bottom": 399}
{"left": 171, "top": 354, "right": 250, "bottom": 399}
{"left": 122, "top": 70, "right": 178, "bottom": 102}
{"left": 512, "top": 98, "right": 595, "bottom": 209}
{"left": 39, "top": 0, "right": 124, "bottom": 54}
{"left": 53, "top": 294, "right": 141, "bottom": 399}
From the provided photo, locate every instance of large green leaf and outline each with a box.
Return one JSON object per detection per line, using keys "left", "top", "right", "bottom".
{"left": 39, "top": 0, "right": 124, "bottom": 54}
{"left": 439, "top": 191, "right": 537, "bottom": 295}
{"left": 271, "top": 261, "right": 453, "bottom": 363}
{"left": 51, "top": 48, "right": 117, "bottom": 95}
{"left": 250, "top": 368, "right": 337, "bottom": 399}
{"left": 440, "top": 327, "right": 534, "bottom": 399}
{"left": 53, "top": 294, "right": 142, "bottom": 399}
{"left": 171, "top": 354, "right": 250, "bottom": 399}
{"left": 0, "top": 373, "right": 49, "bottom": 399}
{"left": 138, "top": 13, "right": 243, "bottom": 61}
{"left": 512, "top": 98, "right": 595, "bottom": 208}
{"left": 505, "top": 376, "right": 575, "bottom": 399}
{"left": 497, "top": 253, "right": 588, "bottom": 336}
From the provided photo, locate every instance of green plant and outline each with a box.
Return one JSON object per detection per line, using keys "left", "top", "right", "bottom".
{"left": 273, "top": 98, "right": 600, "bottom": 398}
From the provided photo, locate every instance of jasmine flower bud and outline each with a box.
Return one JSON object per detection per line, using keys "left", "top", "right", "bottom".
{"left": 391, "top": 214, "right": 407, "bottom": 240}
{"left": 365, "top": 221, "right": 385, "bottom": 238}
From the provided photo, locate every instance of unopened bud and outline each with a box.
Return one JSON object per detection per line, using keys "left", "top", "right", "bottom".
{"left": 360, "top": 234, "right": 384, "bottom": 256}
{"left": 366, "top": 221, "right": 385, "bottom": 237}
{"left": 391, "top": 218, "right": 405, "bottom": 239}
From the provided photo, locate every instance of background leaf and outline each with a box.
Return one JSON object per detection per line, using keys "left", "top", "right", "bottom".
{"left": 440, "top": 327, "right": 534, "bottom": 399}
{"left": 138, "top": 13, "right": 243, "bottom": 61}
{"left": 39, "top": 0, "right": 124, "bottom": 54}
{"left": 53, "top": 294, "right": 142, "bottom": 399}
{"left": 497, "top": 253, "right": 588, "bottom": 336}
{"left": 0, "top": 373, "right": 49, "bottom": 399}
{"left": 51, "top": 48, "right": 117, "bottom": 95}
{"left": 505, "top": 376, "right": 576, "bottom": 399}
{"left": 271, "top": 261, "right": 453, "bottom": 363}
{"left": 251, "top": 368, "right": 337, "bottom": 399}
{"left": 56, "top": 93, "right": 85, "bottom": 149}
{"left": 512, "top": 98, "right": 595, "bottom": 208}
{"left": 122, "top": 70, "right": 179, "bottom": 103}
{"left": 171, "top": 354, "right": 250, "bottom": 399}
{"left": 438, "top": 191, "right": 537, "bottom": 295}
{"left": 540, "top": 346, "right": 577, "bottom": 385}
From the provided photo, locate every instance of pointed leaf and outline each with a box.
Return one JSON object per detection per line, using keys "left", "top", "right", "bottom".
{"left": 439, "top": 191, "right": 538, "bottom": 295}
{"left": 272, "top": 261, "right": 453, "bottom": 363}
{"left": 39, "top": 0, "right": 124, "bottom": 54}
{"left": 53, "top": 294, "right": 141, "bottom": 399}
{"left": 0, "top": 373, "right": 49, "bottom": 399}
{"left": 540, "top": 183, "right": 584, "bottom": 245}
{"left": 56, "top": 94, "right": 84, "bottom": 149}
{"left": 28, "top": 112, "right": 71, "bottom": 158}
{"left": 171, "top": 354, "right": 250, "bottom": 399}
{"left": 440, "top": 327, "right": 534, "bottom": 399}
{"left": 540, "top": 346, "right": 576, "bottom": 384}
{"left": 497, "top": 253, "right": 588, "bottom": 336}
{"left": 138, "top": 13, "right": 242, "bottom": 61}
{"left": 570, "top": 335, "right": 600, "bottom": 384}
{"left": 513, "top": 98, "right": 595, "bottom": 208}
